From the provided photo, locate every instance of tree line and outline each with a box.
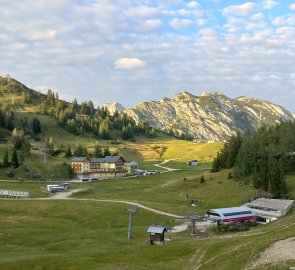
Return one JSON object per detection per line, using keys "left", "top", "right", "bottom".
{"left": 35, "top": 89, "right": 156, "bottom": 140}
{"left": 0, "top": 102, "right": 42, "bottom": 169}
{"left": 211, "top": 121, "right": 295, "bottom": 198}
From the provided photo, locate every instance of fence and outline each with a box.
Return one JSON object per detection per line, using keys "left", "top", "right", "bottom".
{"left": 0, "top": 189, "right": 29, "bottom": 199}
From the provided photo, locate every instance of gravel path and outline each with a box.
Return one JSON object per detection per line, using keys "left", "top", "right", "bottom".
{"left": 245, "top": 237, "right": 295, "bottom": 269}
{"left": 34, "top": 189, "right": 183, "bottom": 218}
{"left": 154, "top": 158, "right": 182, "bottom": 172}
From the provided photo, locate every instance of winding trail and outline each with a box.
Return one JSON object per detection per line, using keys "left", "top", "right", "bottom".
{"left": 33, "top": 189, "right": 183, "bottom": 219}
{"left": 154, "top": 158, "right": 182, "bottom": 172}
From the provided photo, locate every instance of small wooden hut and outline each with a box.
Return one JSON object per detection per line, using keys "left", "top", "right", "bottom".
{"left": 147, "top": 226, "right": 167, "bottom": 244}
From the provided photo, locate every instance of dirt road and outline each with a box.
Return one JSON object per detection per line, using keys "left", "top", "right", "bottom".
{"left": 35, "top": 189, "right": 183, "bottom": 218}
{"left": 154, "top": 158, "right": 182, "bottom": 172}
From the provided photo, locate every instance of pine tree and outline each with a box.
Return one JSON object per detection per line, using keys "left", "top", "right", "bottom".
{"left": 31, "top": 117, "right": 41, "bottom": 134}
{"left": 46, "top": 137, "right": 54, "bottom": 155}
{"left": 74, "top": 144, "right": 84, "bottom": 156}
{"left": 11, "top": 128, "right": 25, "bottom": 149}
{"left": 11, "top": 149, "right": 19, "bottom": 168}
{"left": 200, "top": 175, "right": 205, "bottom": 184}
{"left": 211, "top": 152, "right": 221, "bottom": 172}
{"left": 20, "top": 138, "right": 31, "bottom": 154}
{"left": 3, "top": 149, "right": 9, "bottom": 168}
{"left": 65, "top": 145, "right": 72, "bottom": 157}
{"left": 94, "top": 145, "right": 103, "bottom": 158}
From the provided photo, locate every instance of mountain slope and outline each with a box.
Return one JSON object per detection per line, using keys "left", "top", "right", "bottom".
{"left": 125, "top": 91, "right": 294, "bottom": 141}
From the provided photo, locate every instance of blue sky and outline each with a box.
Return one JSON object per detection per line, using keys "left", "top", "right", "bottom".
{"left": 0, "top": 0, "right": 295, "bottom": 111}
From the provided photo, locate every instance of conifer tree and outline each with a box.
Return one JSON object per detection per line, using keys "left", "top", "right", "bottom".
{"left": 94, "top": 145, "right": 103, "bottom": 158}
{"left": 11, "top": 128, "right": 25, "bottom": 149}
{"left": 31, "top": 117, "right": 41, "bottom": 134}
{"left": 65, "top": 145, "right": 72, "bottom": 157}
{"left": 3, "top": 149, "right": 9, "bottom": 168}
{"left": 74, "top": 144, "right": 84, "bottom": 156}
{"left": 11, "top": 149, "right": 19, "bottom": 168}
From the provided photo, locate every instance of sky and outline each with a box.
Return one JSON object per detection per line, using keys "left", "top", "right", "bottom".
{"left": 0, "top": 0, "right": 295, "bottom": 111}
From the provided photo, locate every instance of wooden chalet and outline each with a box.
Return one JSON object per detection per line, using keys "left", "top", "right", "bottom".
{"left": 147, "top": 225, "right": 169, "bottom": 244}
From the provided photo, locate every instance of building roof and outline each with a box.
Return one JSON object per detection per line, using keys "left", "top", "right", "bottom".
{"left": 147, "top": 226, "right": 167, "bottom": 234}
{"left": 72, "top": 156, "right": 127, "bottom": 163}
{"left": 207, "top": 206, "right": 256, "bottom": 218}
{"left": 71, "top": 157, "right": 90, "bottom": 162}
{"left": 129, "top": 161, "right": 138, "bottom": 165}
{"left": 246, "top": 198, "right": 294, "bottom": 211}
{"left": 104, "top": 156, "right": 123, "bottom": 163}
{"left": 91, "top": 158, "right": 105, "bottom": 163}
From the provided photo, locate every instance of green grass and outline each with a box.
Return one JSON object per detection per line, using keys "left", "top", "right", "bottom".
{"left": 0, "top": 169, "right": 295, "bottom": 269}
{"left": 0, "top": 181, "right": 48, "bottom": 197}
{"left": 71, "top": 168, "right": 254, "bottom": 215}
{"left": 0, "top": 196, "right": 295, "bottom": 270}
{"left": 286, "top": 174, "right": 295, "bottom": 199}
{"left": 0, "top": 200, "right": 181, "bottom": 270}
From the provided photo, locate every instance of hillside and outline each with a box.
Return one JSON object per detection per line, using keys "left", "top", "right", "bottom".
{"left": 0, "top": 110, "right": 222, "bottom": 181}
{"left": 0, "top": 75, "right": 44, "bottom": 105}
{"left": 126, "top": 91, "right": 295, "bottom": 141}
{"left": 0, "top": 75, "right": 160, "bottom": 141}
{"left": 0, "top": 75, "right": 224, "bottom": 181}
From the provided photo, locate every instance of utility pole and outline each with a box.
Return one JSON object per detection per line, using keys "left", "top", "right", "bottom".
{"left": 126, "top": 207, "right": 137, "bottom": 239}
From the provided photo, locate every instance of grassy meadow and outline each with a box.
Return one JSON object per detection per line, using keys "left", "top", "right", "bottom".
{"left": 70, "top": 168, "right": 254, "bottom": 215}
{"left": 0, "top": 109, "right": 295, "bottom": 269}
{"left": 1, "top": 169, "right": 295, "bottom": 269}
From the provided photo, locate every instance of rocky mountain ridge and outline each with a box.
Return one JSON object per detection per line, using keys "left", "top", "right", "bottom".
{"left": 125, "top": 91, "right": 295, "bottom": 141}
{"left": 100, "top": 102, "right": 125, "bottom": 116}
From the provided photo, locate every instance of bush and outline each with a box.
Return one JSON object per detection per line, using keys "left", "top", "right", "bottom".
{"left": 6, "top": 170, "right": 15, "bottom": 177}
{"left": 110, "top": 140, "right": 121, "bottom": 145}
{"left": 200, "top": 175, "right": 205, "bottom": 184}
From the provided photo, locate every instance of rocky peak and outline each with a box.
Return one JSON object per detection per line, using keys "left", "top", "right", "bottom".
{"left": 125, "top": 91, "right": 295, "bottom": 141}
{"left": 100, "top": 102, "right": 125, "bottom": 115}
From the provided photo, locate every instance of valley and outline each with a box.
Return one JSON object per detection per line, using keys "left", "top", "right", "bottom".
{"left": 0, "top": 76, "right": 295, "bottom": 270}
{"left": 1, "top": 166, "right": 295, "bottom": 270}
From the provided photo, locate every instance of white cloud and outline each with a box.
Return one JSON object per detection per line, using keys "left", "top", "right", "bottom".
{"left": 196, "top": 18, "right": 206, "bottom": 26}
{"left": 1, "top": 0, "right": 295, "bottom": 112}
{"left": 25, "top": 29, "right": 57, "bottom": 41}
{"left": 262, "top": 0, "right": 278, "bottom": 9}
{"left": 197, "top": 28, "right": 219, "bottom": 43}
{"left": 251, "top": 13, "right": 264, "bottom": 21}
{"left": 114, "top": 58, "right": 145, "bottom": 69}
{"left": 178, "top": 9, "right": 191, "bottom": 16}
{"left": 10, "top": 42, "right": 27, "bottom": 50}
{"left": 223, "top": 2, "right": 256, "bottom": 17}
{"left": 125, "top": 5, "right": 158, "bottom": 17}
{"left": 170, "top": 18, "right": 193, "bottom": 29}
{"left": 187, "top": 1, "right": 200, "bottom": 9}
{"left": 290, "top": 4, "right": 295, "bottom": 10}
{"left": 144, "top": 19, "right": 162, "bottom": 29}
{"left": 272, "top": 15, "right": 295, "bottom": 26}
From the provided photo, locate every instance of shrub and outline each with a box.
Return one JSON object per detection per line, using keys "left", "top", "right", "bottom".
{"left": 200, "top": 175, "right": 205, "bottom": 184}
{"left": 6, "top": 170, "right": 15, "bottom": 177}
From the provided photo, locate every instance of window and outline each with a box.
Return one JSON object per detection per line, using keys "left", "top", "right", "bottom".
{"left": 223, "top": 211, "right": 252, "bottom": 217}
